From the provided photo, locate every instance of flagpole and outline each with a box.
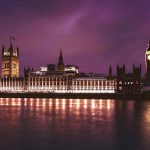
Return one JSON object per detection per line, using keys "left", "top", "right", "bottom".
{"left": 10, "top": 35, "right": 12, "bottom": 46}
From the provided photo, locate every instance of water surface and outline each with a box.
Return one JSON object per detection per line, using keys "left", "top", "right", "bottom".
{"left": 0, "top": 98, "right": 150, "bottom": 150}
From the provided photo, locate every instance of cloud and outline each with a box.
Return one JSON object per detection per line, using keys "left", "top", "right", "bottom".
{"left": 0, "top": 0, "right": 150, "bottom": 74}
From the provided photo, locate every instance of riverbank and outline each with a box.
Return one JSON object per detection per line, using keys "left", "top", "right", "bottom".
{"left": 0, "top": 92, "right": 150, "bottom": 100}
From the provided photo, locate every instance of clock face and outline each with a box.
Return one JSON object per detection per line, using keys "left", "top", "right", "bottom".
{"left": 148, "top": 55, "right": 150, "bottom": 60}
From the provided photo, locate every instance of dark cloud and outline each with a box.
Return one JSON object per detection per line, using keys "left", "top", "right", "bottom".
{"left": 0, "top": 0, "right": 150, "bottom": 75}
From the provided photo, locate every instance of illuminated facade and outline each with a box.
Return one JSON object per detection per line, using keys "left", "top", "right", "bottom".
{"left": 144, "top": 41, "right": 150, "bottom": 91}
{"left": 0, "top": 75, "right": 116, "bottom": 93}
{"left": 23, "top": 71, "right": 116, "bottom": 93}
{"left": 145, "top": 41, "right": 150, "bottom": 79}
{"left": 1, "top": 44, "right": 19, "bottom": 78}
{"left": 0, "top": 77, "right": 24, "bottom": 92}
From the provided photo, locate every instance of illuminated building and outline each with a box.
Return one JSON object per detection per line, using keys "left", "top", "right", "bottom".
{"left": 22, "top": 69, "right": 116, "bottom": 93}
{"left": 144, "top": 41, "right": 150, "bottom": 91}
{"left": 0, "top": 77, "right": 24, "bottom": 92}
{"left": 145, "top": 41, "right": 150, "bottom": 79}
{"left": 1, "top": 41, "right": 150, "bottom": 94}
{"left": 1, "top": 41, "right": 19, "bottom": 78}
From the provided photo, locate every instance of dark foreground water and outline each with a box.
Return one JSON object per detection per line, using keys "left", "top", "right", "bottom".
{"left": 0, "top": 98, "right": 150, "bottom": 150}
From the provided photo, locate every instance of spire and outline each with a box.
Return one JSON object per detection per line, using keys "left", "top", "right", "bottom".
{"left": 123, "top": 64, "right": 126, "bottom": 73}
{"left": 140, "top": 64, "right": 142, "bottom": 74}
{"left": 2, "top": 45, "right": 4, "bottom": 55}
{"left": 10, "top": 35, "right": 12, "bottom": 46}
{"left": 16, "top": 46, "right": 19, "bottom": 56}
{"left": 58, "top": 49, "right": 64, "bottom": 65}
{"left": 147, "top": 41, "right": 150, "bottom": 51}
{"left": 140, "top": 64, "right": 141, "bottom": 71}
{"left": 109, "top": 65, "right": 112, "bottom": 76}
{"left": 133, "top": 64, "right": 135, "bottom": 71}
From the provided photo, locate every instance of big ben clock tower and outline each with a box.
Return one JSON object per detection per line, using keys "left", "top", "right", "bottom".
{"left": 145, "top": 41, "right": 150, "bottom": 80}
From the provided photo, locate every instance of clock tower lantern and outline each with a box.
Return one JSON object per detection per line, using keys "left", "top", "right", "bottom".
{"left": 145, "top": 41, "right": 150, "bottom": 79}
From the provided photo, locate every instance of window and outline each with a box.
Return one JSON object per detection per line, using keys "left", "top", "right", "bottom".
{"left": 119, "top": 87, "right": 122, "bottom": 90}
{"left": 13, "top": 63, "right": 16, "bottom": 68}
{"left": 5, "top": 62, "right": 10, "bottom": 68}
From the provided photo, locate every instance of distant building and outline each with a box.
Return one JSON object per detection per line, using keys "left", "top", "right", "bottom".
{"left": 116, "top": 65, "right": 142, "bottom": 93}
{"left": 1, "top": 43, "right": 19, "bottom": 78}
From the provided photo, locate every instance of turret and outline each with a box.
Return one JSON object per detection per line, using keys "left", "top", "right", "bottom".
{"left": 16, "top": 46, "right": 19, "bottom": 57}
{"left": 2, "top": 45, "right": 4, "bottom": 56}
{"left": 109, "top": 65, "right": 112, "bottom": 76}
{"left": 123, "top": 64, "right": 126, "bottom": 73}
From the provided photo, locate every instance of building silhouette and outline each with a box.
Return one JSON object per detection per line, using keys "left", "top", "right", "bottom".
{"left": 116, "top": 64, "right": 142, "bottom": 93}
{"left": 57, "top": 49, "right": 65, "bottom": 72}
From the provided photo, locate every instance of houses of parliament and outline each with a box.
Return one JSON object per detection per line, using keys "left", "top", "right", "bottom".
{"left": 0, "top": 39, "right": 150, "bottom": 94}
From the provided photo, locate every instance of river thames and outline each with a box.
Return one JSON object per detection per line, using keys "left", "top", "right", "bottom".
{"left": 0, "top": 98, "right": 150, "bottom": 150}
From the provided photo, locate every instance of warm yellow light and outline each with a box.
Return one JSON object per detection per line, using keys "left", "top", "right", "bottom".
{"left": 148, "top": 55, "right": 150, "bottom": 60}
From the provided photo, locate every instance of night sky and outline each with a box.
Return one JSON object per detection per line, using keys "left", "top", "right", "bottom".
{"left": 0, "top": 0, "right": 150, "bottom": 75}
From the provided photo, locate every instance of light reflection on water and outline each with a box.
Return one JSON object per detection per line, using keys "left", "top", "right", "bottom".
{"left": 0, "top": 98, "right": 150, "bottom": 150}
{"left": 0, "top": 98, "right": 114, "bottom": 111}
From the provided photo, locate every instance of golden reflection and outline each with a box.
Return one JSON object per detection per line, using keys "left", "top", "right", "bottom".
{"left": 91, "top": 99, "right": 96, "bottom": 109}
{"left": 69, "top": 99, "right": 73, "bottom": 109}
{"left": 84, "top": 99, "right": 88, "bottom": 109}
{"left": 107, "top": 99, "right": 111, "bottom": 110}
{"left": 48, "top": 99, "right": 52, "bottom": 107}
{"left": 62, "top": 99, "right": 66, "bottom": 110}
{"left": 99, "top": 99, "right": 102, "bottom": 109}
{"left": 76, "top": 99, "right": 80, "bottom": 109}
{"left": 0, "top": 98, "right": 115, "bottom": 114}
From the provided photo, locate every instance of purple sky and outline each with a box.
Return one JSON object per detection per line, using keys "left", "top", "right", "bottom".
{"left": 0, "top": 0, "right": 150, "bottom": 75}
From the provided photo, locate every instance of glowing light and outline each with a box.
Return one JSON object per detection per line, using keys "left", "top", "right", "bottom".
{"left": 69, "top": 99, "right": 73, "bottom": 108}
{"left": 62, "top": 99, "right": 66, "bottom": 109}
{"left": 107, "top": 99, "right": 111, "bottom": 110}
{"left": 91, "top": 99, "right": 96, "bottom": 109}
{"left": 99, "top": 99, "right": 102, "bottom": 109}
{"left": 148, "top": 55, "right": 150, "bottom": 60}
{"left": 84, "top": 99, "right": 88, "bottom": 109}
{"left": 76, "top": 99, "right": 80, "bottom": 109}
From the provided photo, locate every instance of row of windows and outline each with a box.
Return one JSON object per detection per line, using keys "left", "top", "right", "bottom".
{"left": 28, "top": 81, "right": 114, "bottom": 86}
{"left": 29, "top": 87, "right": 67, "bottom": 90}
{"left": 119, "top": 81, "right": 141, "bottom": 84}
{"left": 30, "top": 78, "right": 114, "bottom": 84}
{"left": 1, "top": 83, "right": 23, "bottom": 86}
{"left": 73, "top": 87, "right": 114, "bottom": 90}
{"left": 29, "top": 82, "right": 67, "bottom": 86}
{"left": 30, "top": 78, "right": 67, "bottom": 82}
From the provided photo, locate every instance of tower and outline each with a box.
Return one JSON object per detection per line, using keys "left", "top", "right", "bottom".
{"left": 145, "top": 41, "right": 150, "bottom": 79}
{"left": 57, "top": 49, "right": 65, "bottom": 71}
{"left": 1, "top": 41, "right": 19, "bottom": 78}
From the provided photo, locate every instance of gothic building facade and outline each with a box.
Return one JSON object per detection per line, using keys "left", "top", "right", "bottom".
{"left": 0, "top": 39, "right": 150, "bottom": 94}
{"left": 1, "top": 43, "right": 19, "bottom": 78}
{"left": 116, "top": 64, "right": 142, "bottom": 93}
